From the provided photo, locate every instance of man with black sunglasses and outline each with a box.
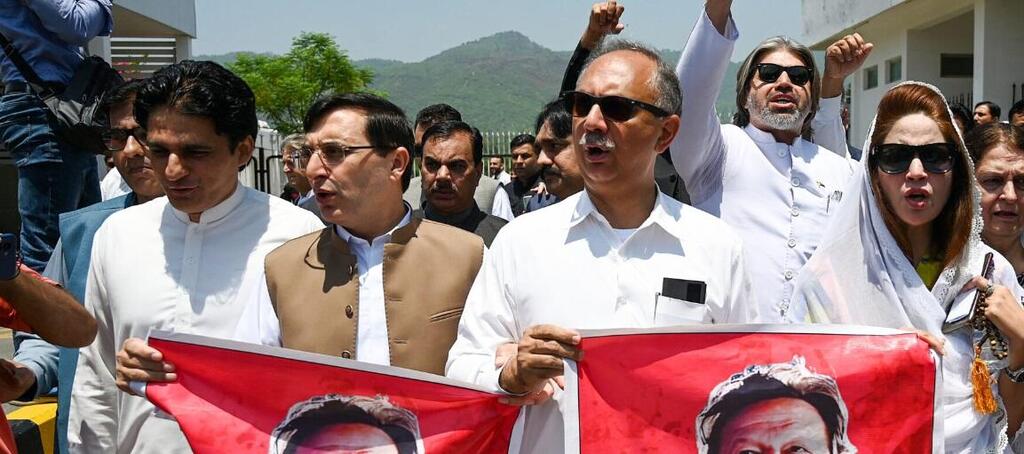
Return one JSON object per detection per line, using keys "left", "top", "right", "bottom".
{"left": 448, "top": 39, "right": 756, "bottom": 453}
{"left": 671, "top": 0, "right": 872, "bottom": 321}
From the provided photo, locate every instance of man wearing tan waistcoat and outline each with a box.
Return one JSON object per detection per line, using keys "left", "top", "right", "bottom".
{"left": 116, "top": 93, "right": 485, "bottom": 381}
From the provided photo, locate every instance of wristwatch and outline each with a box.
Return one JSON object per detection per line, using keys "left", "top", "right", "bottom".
{"left": 1004, "top": 365, "right": 1024, "bottom": 383}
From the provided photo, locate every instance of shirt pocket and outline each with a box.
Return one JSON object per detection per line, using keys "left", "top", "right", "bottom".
{"left": 654, "top": 293, "right": 710, "bottom": 326}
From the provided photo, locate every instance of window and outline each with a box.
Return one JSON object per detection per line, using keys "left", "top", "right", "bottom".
{"left": 886, "top": 57, "right": 902, "bottom": 83}
{"left": 864, "top": 65, "right": 879, "bottom": 90}
{"left": 940, "top": 54, "right": 973, "bottom": 78}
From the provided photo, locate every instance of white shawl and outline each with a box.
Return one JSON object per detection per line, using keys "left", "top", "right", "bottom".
{"left": 787, "top": 81, "right": 1024, "bottom": 453}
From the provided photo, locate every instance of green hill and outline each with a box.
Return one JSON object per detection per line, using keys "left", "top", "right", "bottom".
{"left": 197, "top": 31, "right": 743, "bottom": 133}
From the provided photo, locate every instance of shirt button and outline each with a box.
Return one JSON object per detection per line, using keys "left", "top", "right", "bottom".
{"left": 777, "top": 150, "right": 786, "bottom": 157}
{"left": 791, "top": 208, "right": 799, "bottom": 217}
{"left": 784, "top": 270, "right": 795, "bottom": 280}
{"left": 341, "top": 350, "right": 352, "bottom": 359}
{"left": 791, "top": 177, "right": 800, "bottom": 187}
{"left": 345, "top": 305, "right": 354, "bottom": 318}
{"left": 787, "top": 239, "right": 797, "bottom": 248}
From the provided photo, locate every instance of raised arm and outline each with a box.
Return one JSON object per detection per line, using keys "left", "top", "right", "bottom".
{"left": 670, "top": 0, "right": 735, "bottom": 205}
{"left": 812, "top": 33, "right": 874, "bottom": 157}
{"left": 24, "top": 0, "right": 112, "bottom": 45}
{"left": 561, "top": 1, "right": 625, "bottom": 94}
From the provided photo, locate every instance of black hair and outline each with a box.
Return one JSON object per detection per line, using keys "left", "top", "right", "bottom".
{"left": 134, "top": 60, "right": 258, "bottom": 150}
{"left": 421, "top": 121, "right": 483, "bottom": 164}
{"left": 1009, "top": 100, "right": 1024, "bottom": 121}
{"left": 279, "top": 399, "right": 418, "bottom": 454}
{"left": 103, "top": 79, "right": 146, "bottom": 112}
{"left": 413, "top": 104, "right": 462, "bottom": 131}
{"left": 975, "top": 101, "right": 1002, "bottom": 120}
{"left": 509, "top": 133, "right": 537, "bottom": 154}
{"left": 303, "top": 92, "right": 414, "bottom": 192}
{"left": 704, "top": 375, "right": 842, "bottom": 454}
{"left": 949, "top": 102, "right": 975, "bottom": 135}
{"left": 534, "top": 99, "right": 572, "bottom": 139}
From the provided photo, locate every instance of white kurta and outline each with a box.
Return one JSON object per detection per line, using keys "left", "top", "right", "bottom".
{"left": 446, "top": 190, "right": 755, "bottom": 453}
{"left": 671, "top": 11, "right": 854, "bottom": 322}
{"left": 99, "top": 167, "right": 132, "bottom": 201}
{"left": 67, "top": 184, "right": 323, "bottom": 454}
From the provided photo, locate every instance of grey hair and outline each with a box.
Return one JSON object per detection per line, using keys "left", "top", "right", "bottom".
{"left": 733, "top": 36, "right": 821, "bottom": 139}
{"left": 696, "top": 356, "right": 856, "bottom": 454}
{"left": 280, "top": 133, "right": 305, "bottom": 155}
{"left": 577, "top": 39, "right": 682, "bottom": 116}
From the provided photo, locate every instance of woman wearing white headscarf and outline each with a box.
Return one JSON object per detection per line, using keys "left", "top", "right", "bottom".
{"left": 786, "top": 81, "right": 1024, "bottom": 452}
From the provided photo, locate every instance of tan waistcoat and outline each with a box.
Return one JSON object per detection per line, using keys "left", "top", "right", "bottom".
{"left": 263, "top": 218, "right": 484, "bottom": 375}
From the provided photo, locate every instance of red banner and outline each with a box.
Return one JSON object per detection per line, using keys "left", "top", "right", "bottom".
{"left": 145, "top": 331, "right": 519, "bottom": 453}
{"left": 564, "top": 325, "right": 938, "bottom": 453}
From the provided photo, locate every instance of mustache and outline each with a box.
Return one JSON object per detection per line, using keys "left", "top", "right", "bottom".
{"left": 542, "top": 165, "right": 561, "bottom": 178}
{"left": 579, "top": 132, "right": 616, "bottom": 150}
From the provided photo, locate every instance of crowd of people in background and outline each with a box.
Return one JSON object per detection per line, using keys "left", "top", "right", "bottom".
{"left": 3, "top": 0, "right": 1024, "bottom": 453}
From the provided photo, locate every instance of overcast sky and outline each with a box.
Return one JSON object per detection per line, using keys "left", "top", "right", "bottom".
{"left": 191, "top": 0, "right": 805, "bottom": 62}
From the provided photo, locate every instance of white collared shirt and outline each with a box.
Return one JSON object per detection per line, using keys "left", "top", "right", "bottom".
{"left": 446, "top": 190, "right": 755, "bottom": 454}
{"left": 68, "top": 184, "right": 323, "bottom": 454}
{"left": 671, "top": 11, "right": 854, "bottom": 321}
{"left": 494, "top": 170, "right": 512, "bottom": 186}
{"left": 99, "top": 167, "right": 132, "bottom": 201}
{"left": 233, "top": 207, "right": 412, "bottom": 367}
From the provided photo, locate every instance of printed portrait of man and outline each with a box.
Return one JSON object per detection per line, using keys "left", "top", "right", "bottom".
{"left": 269, "top": 394, "right": 423, "bottom": 454}
{"left": 696, "top": 356, "right": 857, "bottom": 454}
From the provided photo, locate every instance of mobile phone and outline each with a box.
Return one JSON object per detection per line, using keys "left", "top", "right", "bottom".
{"left": 943, "top": 252, "right": 995, "bottom": 333}
{"left": 0, "top": 233, "right": 17, "bottom": 281}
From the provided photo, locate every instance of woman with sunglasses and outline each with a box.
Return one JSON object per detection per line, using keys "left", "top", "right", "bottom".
{"left": 787, "top": 82, "right": 1024, "bottom": 452}
{"left": 968, "top": 123, "right": 1024, "bottom": 284}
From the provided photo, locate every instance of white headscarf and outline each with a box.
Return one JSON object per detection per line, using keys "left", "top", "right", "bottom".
{"left": 787, "top": 81, "right": 1023, "bottom": 453}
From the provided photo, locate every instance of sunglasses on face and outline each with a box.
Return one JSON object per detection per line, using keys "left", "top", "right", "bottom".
{"left": 561, "top": 90, "right": 671, "bottom": 123}
{"left": 101, "top": 126, "right": 146, "bottom": 152}
{"left": 753, "top": 63, "right": 813, "bottom": 86}
{"left": 872, "top": 143, "right": 957, "bottom": 174}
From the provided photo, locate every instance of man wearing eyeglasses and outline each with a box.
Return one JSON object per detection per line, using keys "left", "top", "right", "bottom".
{"left": 447, "top": 40, "right": 756, "bottom": 453}
{"left": 116, "top": 93, "right": 485, "bottom": 380}
{"left": 671, "top": 0, "right": 871, "bottom": 320}
{"left": 280, "top": 133, "right": 323, "bottom": 221}
{"left": 9, "top": 78, "right": 165, "bottom": 454}
{"left": 70, "top": 61, "right": 324, "bottom": 454}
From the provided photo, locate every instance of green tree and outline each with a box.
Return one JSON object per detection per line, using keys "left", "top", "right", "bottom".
{"left": 229, "top": 32, "right": 374, "bottom": 134}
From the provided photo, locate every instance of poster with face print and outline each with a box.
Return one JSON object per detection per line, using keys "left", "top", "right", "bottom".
{"left": 563, "top": 325, "right": 937, "bottom": 454}
{"left": 145, "top": 331, "right": 519, "bottom": 454}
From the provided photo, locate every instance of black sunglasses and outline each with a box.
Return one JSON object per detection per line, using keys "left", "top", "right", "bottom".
{"left": 754, "top": 63, "right": 813, "bottom": 86}
{"left": 562, "top": 91, "right": 671, "bottom": 122}
{"left": 872, "top": 143, "right": 957, "bottom": 174}
{"left": 101, "top": 126, "right": 147, "bottom": 152}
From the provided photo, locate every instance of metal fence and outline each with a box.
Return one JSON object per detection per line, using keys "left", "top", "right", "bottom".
{"left": 239, "top": 130, "right": 529, "bottom": 196}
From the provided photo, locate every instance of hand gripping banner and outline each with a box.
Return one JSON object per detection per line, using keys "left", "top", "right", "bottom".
{"left": 144, "top": 331, "right": 520, "bottom": 453}
{"left": 563, "top": 325, "right": 939, "bottom": 454}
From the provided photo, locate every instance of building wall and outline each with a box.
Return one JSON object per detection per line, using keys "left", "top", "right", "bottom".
{"left": 906, "top": 12, "right": 974, "bottom": 103}
{"left": 802, "top": 0, "right": 906, "bottom": 46}
{"left": 974, "top": 0, "right": 1024, "bottom": 116}
{"left": 847, "top": 25, "right": 904, "bottom": 146}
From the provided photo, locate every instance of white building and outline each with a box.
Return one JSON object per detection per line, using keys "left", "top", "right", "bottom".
{"left": 0, "top": 0, "right": 196, "bottom": 233}
{"left": 802, "top": 0, "right": 1024, "bottom": 146}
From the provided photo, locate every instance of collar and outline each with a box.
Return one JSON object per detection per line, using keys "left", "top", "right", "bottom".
{"left": 568, "top": 189, "right": 685, "bottom": 239}
{"left": 334, "top": 203, "right": 413, "bottom": 247}
{"left": 170, "top": 183, "right": 245, "bottom": 225}
{"left": 743, "top": 123, "right": 806, "bottom": 148}
{"left": 422, "top": 202, "right": 482, "bottom": 227}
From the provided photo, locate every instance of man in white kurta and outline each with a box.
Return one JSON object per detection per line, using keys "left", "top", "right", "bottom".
{"left": 447, "top": 40, "right": 756, "bottom": 453}
{"left": 672, "top": 0, "right": 871, "bottom": 320}
{"left": 67, "top": 61, "right": 324, "bottom": 454}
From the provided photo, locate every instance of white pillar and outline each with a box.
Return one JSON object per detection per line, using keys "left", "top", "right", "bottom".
{"left": 174, "top": 36, "right": 192, "bottom": 62}
{"left": 87, "top": 36, "right": 112, "bottom": 62}
{"left": 974, "top": 0, "right": 1024, "bottom": 115}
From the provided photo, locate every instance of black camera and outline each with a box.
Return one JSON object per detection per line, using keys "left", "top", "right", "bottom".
{"left": 0, "top": 233, "right": 18, "bottom": 280}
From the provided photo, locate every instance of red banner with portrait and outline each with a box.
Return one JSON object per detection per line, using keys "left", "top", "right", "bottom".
{"left": 563, "top": 325, "right": 938, "bottom": 453}
{"left": 144, "top": 331, "right": 519, "bottom": 454}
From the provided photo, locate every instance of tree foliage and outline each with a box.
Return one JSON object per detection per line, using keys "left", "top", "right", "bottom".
{"left": 229, "top": 32, "right": 375, "bottom": 134}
